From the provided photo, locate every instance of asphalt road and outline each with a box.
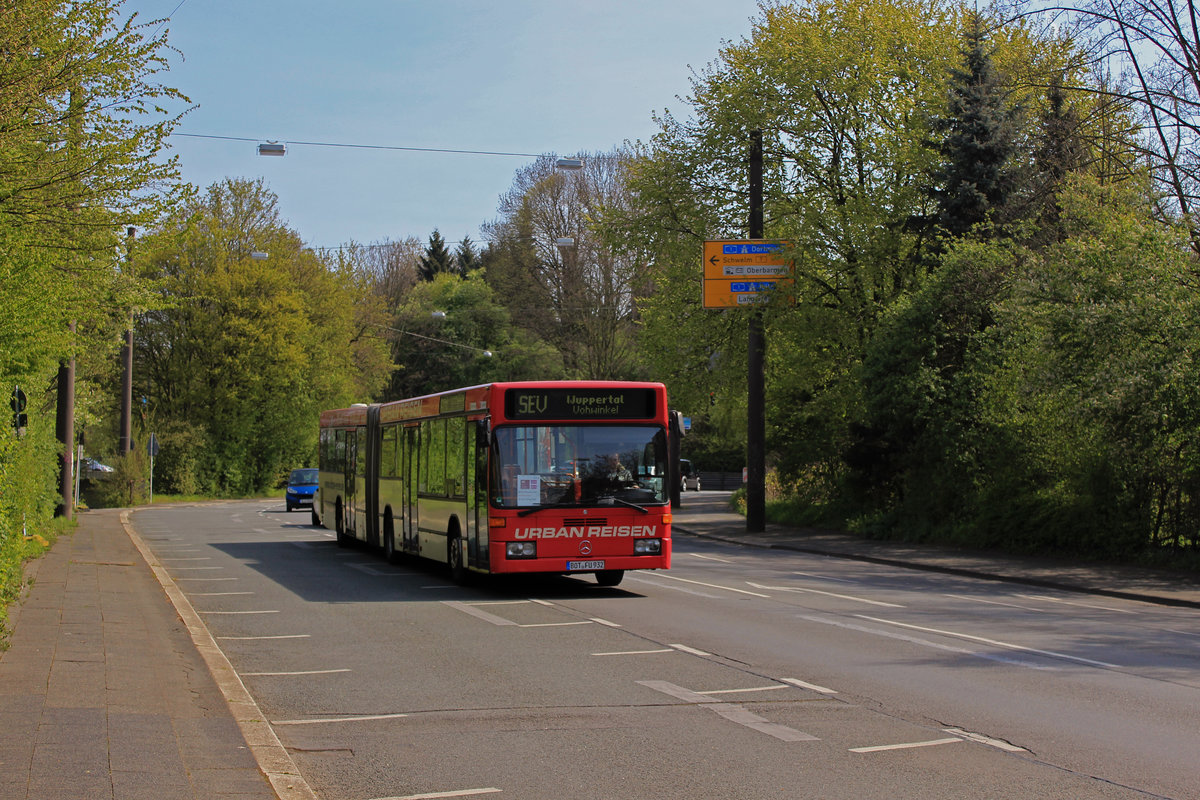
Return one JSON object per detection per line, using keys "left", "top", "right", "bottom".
{"left": 130, "top": 495, "right": 1200, "bottom": 800}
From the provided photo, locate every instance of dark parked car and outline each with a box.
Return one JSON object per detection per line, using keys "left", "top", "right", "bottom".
{"left": 679, "top": 459, "right": 701, "bottom": 491}
{"left": 285, "top": 468, "right": 318, "bottom": 512}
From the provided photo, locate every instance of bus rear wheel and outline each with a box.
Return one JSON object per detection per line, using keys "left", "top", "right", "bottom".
{"left": 383, "top": 513, "right": 398, "bottom": 563}
{"left": 447, "top": 529, "right": 466, "bottom": 584}
{"left": 596, "top": 570, "right": 624, "bottom": 587}
{"left": 335, "top": 502, "right": 350, "bottom": 547}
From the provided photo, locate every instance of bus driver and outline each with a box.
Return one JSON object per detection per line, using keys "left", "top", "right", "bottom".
{"left": 603, "top": 453, "right": 632, "bottom": 483}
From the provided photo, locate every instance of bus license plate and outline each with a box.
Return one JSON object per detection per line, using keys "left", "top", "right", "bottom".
{"left": 567, "top": 560, "right": 605, "bottom": 571}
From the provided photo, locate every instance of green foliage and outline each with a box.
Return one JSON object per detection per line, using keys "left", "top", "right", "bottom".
{"left": 384, "top": 272, "right": 564, "bottom": 400}
{"left": 0, "top": 413, "right": 69, "bottom": 644}
{"left": 615, "top": 0, "right": 978, "bottom": 491}
{"left": 134, "top": 179, "right": 393, "bottom": 495}
{"left": 1, "top": 0, "right": 185, "bottom": 631}
{"left": 857, "top": 176, "right": 1200, "bottom": 559}
{"left": 857, "top": 237, "right": 1020, "bottom": 531}
{"left": 86, "top": 447, "right": 150, "bottom": 508}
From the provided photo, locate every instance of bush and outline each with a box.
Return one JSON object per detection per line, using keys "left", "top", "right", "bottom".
{"left": 0, "top": 414, "right": 68, "bottom": 645}
{"left": 87, "top": 448, "right": 149, "bottom": 508}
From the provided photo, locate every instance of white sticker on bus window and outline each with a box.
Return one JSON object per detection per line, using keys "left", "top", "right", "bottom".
{"left": 517, "top": 475, "right": 541, "bottom": 506}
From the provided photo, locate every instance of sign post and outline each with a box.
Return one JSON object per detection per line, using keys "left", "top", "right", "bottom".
{"left": 147, "top": 433, "right": 160, "bottom": 504}
{"left": 700, "top": 132, "right": 771, "bottom": 532}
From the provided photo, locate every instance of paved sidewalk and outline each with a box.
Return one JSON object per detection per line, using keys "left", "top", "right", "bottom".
{"left": 673, "top": 501, "right": 1200, "bottom": 609}
{"left": 0, "top": 508, "right": 276, "bottom": 800}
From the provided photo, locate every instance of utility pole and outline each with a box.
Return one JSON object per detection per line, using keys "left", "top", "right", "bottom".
{"left": 119, "top": 226, "right": 134, "bottom": 454}
{"left": 56, "top": 86, "right": 83, "bottom": 519}
{"left": 746, "top": 130, "right": 766, "bottom": 533}
{"left": 55, "top": 322, "right": 75, "bottom": 520}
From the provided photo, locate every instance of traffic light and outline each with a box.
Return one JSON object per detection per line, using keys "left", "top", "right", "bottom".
{"left": 11, "top": 386, "right": 27, "bottom": 435}
{"left": 709, "top": 391, "right": 716, "bottom": 406}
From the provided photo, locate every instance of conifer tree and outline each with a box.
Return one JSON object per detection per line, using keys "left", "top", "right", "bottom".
{"left": 455, "top": 236, "right": 479, "bottom": 275}
{"left": 1032, "top": 75, "right": 1087, "bottom": 244}
{"left": 417, "top": 229, "right": 457, "bottom": 281}
{"left": 929, "top": 13, "right": 1022, "bottom": 240}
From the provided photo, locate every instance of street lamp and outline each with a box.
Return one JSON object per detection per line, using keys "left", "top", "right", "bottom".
{"left": 257, "top": 142, "right": 286, "bottom": 156}
{"left": 555, "top": 157, "right": 584, "bottom": 170}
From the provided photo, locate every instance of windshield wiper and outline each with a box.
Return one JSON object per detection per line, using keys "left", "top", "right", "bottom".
{"left": 517, "top": 502, "right": 579, "bottom": 517}
{"left": 596, "top": 496, "right": 649, "bottom": 514}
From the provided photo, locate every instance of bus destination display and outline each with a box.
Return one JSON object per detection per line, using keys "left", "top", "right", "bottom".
{"left": 505, "top": 387, "right": 657, "bottom": 420}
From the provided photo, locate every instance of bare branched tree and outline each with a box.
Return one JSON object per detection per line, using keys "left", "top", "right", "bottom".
{"left": 485, "top": 151, "right": 648, "bottom": 379}
{"left": 326, "top": 237, "right": 423, "bottom": 308}
{"left": 1032, "top": 0, "right": 1200, "bottom": 249}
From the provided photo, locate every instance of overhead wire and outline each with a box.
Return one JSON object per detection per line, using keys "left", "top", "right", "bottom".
{"left": 172, "top": 132, "right": 545, "bottom": 160}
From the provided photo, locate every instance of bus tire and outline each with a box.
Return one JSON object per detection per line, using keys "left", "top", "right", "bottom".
{"left": 447, "top": 524, "right": 466, "bottom": 584}
{"left": 335, "top": 501, "right": 350, "bottom": 547}
{"left": 595, "top": 570, "right": 624, "bottom": 587}
{"left": 383, "top": 512, "right": 398, "bottom": 563}
{"left": 311, "top": 507, "right": 321, "bottom": 527}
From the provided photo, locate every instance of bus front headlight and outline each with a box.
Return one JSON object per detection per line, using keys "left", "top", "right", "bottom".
{"left": 506, "top": 542, "right": 537, "bottom": 559}
{"left": 633, "top": 538, "right": 662, "bottom": 555}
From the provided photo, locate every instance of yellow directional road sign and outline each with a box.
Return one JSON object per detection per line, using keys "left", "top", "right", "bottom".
{"left": 702, "top": 240, "right": 791, "bottom": 308}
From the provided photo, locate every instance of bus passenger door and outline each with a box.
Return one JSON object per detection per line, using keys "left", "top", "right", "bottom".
{"left": 354, "top": 425, "right": 368, "bottom": 540}
{"left": 403, "top": 426, "right": 418, "bottom": 552}
{"left": 470, "top": 420, "right": 489, "bottom": 570}
{"left": 344, "top": 430, "right": 358, "bottom": 539}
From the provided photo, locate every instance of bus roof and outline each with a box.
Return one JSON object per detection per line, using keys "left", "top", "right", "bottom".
{"left": 321, "top": 380, "right": 668, "bottom": 428}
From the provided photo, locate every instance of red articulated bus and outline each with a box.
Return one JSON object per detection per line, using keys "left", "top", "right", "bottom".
{"left": 315, "top": 381, "right": 673, "bottom": 586}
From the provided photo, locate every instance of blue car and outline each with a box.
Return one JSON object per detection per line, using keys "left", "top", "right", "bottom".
{"left": 285, "top": 468, "right": 318, "bottom": 512}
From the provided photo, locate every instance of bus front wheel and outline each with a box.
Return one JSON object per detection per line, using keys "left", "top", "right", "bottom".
{"left": 596, "top": 570, "right": 624, "bottom": 587}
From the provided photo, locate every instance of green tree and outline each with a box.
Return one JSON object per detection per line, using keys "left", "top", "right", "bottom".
{"left": 1, "top": 0, "right": 185, "bottom": 404}
{"left": 991, "top": 176, "right": 1200, "bottom": 556}
{"left": 1, "top": 0, "right": 184, "bottom": 570}
{"left": 384, "top": 272, "right": 563, "bottom": 400}
{"left": 327, "top": 237, "right": 423, "bottom": 311}
{"left": 134, "top": 179, "right": 392, "bottom": 495}
{"left": 612, "top": 0, "right": 969, "bottom": 487}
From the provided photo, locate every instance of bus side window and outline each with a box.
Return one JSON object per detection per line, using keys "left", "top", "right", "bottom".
{"left": 422, "top": 418, "right": 447, "bottom": 497}
{"left": 447, "top": 417, "right": 465, "bottom": 497}
{"left": 334, "top": 429, "right": 346, "bottom": 474}
{"left": 418, "top": 420, "right": 431, "bottom": 493}
{"left": 381, "top": 426, "right": 398, "bottom": 478}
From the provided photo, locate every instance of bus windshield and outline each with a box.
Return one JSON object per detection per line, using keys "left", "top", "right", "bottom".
{"left": 491, "top": 424, "right": 668, "bottom": 508}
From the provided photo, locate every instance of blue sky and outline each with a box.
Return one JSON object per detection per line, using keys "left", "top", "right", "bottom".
{"left": 123, "top": 0, "right": 764, "bottom": 249}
